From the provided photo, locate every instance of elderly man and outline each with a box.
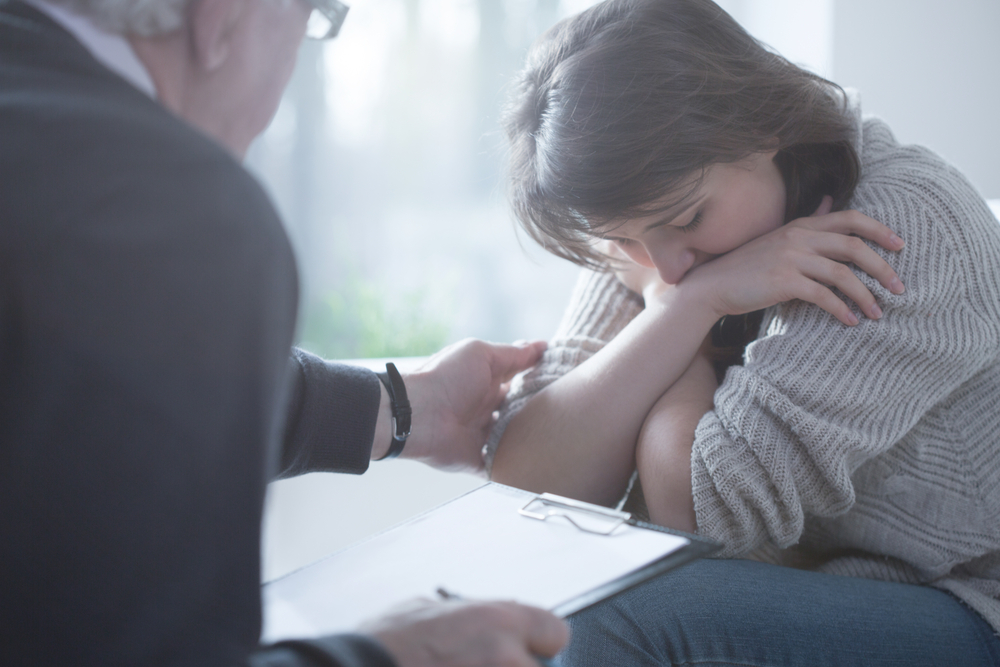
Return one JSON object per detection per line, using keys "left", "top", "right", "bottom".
{"left": 0, "top": 0, "right": 567, "bottom": 665}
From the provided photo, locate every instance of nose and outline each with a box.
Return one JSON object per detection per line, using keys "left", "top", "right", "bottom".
{"left": 615, "top": 241, "right": 695, "bottom": 285}
{"left": 632, "top": 241, "right": 695, "bottom": 285}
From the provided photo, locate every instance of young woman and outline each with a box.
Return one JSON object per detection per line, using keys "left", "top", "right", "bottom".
{"left": 486, "top": 0, "right": 1000, "bottom": 664}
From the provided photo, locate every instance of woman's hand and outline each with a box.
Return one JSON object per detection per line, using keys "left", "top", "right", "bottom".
{"left": 680, "top": 197, "right": 906, "bottom": 326}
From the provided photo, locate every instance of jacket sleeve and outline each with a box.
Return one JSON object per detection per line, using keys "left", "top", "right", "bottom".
{"left": 278, "top": 348, "right": 382, "bottom": 478}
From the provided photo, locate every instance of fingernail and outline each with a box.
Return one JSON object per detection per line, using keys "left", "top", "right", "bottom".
{"left": 870, "top": 303, "right": 883, "bottom": 319}
{"left": 513, "top": 339, "right": 527, "bottom": 347}
{"left": 889, "top": 277, "right": 905, "bottom": 294}
{"left": 890, "top": 234, "right": 905, "bottom": 248}
{"left": 848, "top": 312, "right": 859, "bottom": 326}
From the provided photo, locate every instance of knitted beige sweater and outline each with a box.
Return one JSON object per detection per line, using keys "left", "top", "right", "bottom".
{"left": 487, "top": 109, "right": 1000, "bottom": 633}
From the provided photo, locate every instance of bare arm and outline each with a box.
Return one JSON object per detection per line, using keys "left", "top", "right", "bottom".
{"left": 635, "top": 346, "right": 717, "bottom": 532}
{"left": 491, "top": 287, "right": 717, "bottom": 507}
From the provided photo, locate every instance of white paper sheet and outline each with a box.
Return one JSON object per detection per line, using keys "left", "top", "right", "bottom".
{"left": 262, "top": 483, "right": 688, "bottom": 642}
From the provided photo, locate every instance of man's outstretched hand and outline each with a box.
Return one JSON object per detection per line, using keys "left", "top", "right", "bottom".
{"left": 363, "top": 598, "right": 568, "bottom": 667}
{"left": 390, "top": 339, "right": 545, "bottom": 473}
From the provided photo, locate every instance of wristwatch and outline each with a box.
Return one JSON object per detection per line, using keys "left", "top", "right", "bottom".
{"left": 375, "top": 362, "right": 410, "bottom": 460}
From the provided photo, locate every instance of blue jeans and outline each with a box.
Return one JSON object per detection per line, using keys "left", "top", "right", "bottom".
{"left": 560, "top": 559, "right": 1000, "bottom": 667}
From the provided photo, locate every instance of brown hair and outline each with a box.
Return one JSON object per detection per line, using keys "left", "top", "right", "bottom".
{"left": 503, "top": 0, "right": 860, "bottom": 269}
{"left": 503, "top": 0, "right": 861, "bottom": 372}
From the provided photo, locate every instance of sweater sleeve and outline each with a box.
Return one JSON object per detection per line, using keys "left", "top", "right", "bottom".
{"left": 484, "top": 269, "right": 644, "bottom": 469}
{"left": 691, "top": 139, "right": 1000, "bottom": 557}
{"left": 278, "top": 348, "right": 382, "bottom": 478}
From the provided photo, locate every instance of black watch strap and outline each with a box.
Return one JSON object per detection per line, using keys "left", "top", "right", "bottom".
{"left": 375, "top": 362, "right": 410, "bottom": 460}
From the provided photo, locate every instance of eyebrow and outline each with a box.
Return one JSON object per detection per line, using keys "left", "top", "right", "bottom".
{"left": 642, "top": 196, "right": 705, "bottom": 232}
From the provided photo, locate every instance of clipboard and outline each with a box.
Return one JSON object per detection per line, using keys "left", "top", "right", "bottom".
{"left": 262, "top": 482, "right": 719, "bottom": 642}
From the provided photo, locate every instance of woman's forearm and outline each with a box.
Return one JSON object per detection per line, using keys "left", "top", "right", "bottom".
{"left": 635, "top": 351, "right": 717, "bottom": 532}
{"left": 491, "top": 288, "right": 718, "bottom": 507}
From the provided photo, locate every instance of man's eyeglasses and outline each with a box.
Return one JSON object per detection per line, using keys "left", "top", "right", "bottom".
{"left": 304, "top": 0, "right": 349, "bottom": 40}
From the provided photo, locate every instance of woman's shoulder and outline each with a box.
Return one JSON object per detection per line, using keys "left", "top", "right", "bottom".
{"left": 854, "top": 118, "right": 995, "bottom": 235}
{"left": 852, "top": 118, "right": 1000, "bottom": 309}
{"left": 859, "top": 118, "right": 969, "bottom": 194}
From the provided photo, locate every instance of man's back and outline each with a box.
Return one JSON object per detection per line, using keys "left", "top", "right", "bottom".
{"left": 0, "top": 2, "right": 299, "bottom": 662}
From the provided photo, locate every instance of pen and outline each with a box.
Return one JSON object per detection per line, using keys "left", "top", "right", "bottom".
{"left": 435, "top": 588, "right": 559, "bottom": 667}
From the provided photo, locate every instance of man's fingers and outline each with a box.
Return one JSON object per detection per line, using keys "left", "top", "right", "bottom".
{"left": 370, "top": 600, "right": 569, "bottom": 667}
{"left": 491, "top": 340, "right": 547, "bottom": 382}
{"left": 520, "top": 605, "right": 570, "bottom": 658}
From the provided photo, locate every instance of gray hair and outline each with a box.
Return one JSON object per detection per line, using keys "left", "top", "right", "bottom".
{"left": 49, "top": 0, "right": 189, "bottom": 35}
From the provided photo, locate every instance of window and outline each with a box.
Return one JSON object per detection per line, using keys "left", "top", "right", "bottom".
{"left": 246, "top": 0, "right": 600, "bottom": 362}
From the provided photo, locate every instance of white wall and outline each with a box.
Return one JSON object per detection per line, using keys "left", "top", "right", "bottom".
{"left": 722, "top": 0, "right": 1000, "bottom": 198}
{"left": 718, "top": 0, "right": 835, "bottom": 78}
{"left": 833, "top": 0, "right": 1000, "bottom": 198}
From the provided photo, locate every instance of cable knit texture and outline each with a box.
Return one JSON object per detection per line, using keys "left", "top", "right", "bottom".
{"left": 486, "top": 105, "right": 1000, "bottom": 634}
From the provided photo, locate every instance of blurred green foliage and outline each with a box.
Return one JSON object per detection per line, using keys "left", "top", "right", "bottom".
{"left": 297, "top": 277, "right": 451, "bottom": 360}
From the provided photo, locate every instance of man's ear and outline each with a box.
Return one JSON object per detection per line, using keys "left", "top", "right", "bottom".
{"left": 188, "top": 0, "right": 247, "bottom": 71}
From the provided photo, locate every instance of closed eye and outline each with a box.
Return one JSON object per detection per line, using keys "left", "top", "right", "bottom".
{"left": 677, "top": 211, "right": 703, "bottom": 233}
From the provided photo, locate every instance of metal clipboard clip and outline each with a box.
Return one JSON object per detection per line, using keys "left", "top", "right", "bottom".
{"left": 518, "top": 492, "right": 632, "bottom": 536}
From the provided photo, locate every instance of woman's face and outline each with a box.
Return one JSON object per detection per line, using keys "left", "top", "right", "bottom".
{"left": 598, "top": 151, "right": 787, "bottom": 285}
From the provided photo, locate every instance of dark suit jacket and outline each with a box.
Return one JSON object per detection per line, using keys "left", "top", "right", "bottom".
{"left": 0, "top": 2, "right": 393, "bottom": 664}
